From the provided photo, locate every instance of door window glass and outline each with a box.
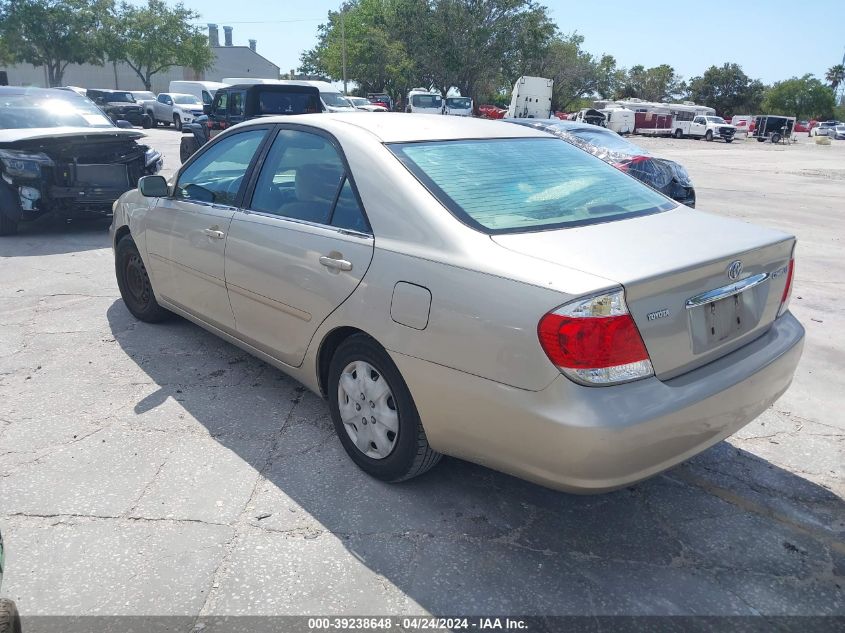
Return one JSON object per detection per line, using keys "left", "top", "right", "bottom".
{"left": 176, "top": 129, "right": 266, "bottom": 206}
{"left": 331, "top": 177, "right": 369, "bottom": 232}
{"left": 249, "top": 129, "right": 345, "bottom": 224}
{"left": 230, "top": 91, "right": 245, "bottom": 116}
{"left": 213, "top": 92, "right": 228, "bottom": 115}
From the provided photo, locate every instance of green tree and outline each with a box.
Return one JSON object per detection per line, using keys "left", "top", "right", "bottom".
{"left": 762, "top": 74, "right": 835, "bottom": 119}
{"left": 621, "top": 64, "right": 684, "bottom": 102}
{"left": 0, "top": 0, "right": 111, "bottom": 86}
{"left": 686, "top": 63, "right": 766, "bottom": 118}
{"left": 824, "top": 64, "right": 845, "bottom": 91}
{"left": 105, "top": 0, "right": 213, "bottom": 91}
{"left": 530, "top": 33, "right": 600, "bottom": 111}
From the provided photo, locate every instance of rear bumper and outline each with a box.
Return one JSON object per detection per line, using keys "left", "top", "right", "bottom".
{"left": 391, "top": 312, "right": 804, "bottom": 493}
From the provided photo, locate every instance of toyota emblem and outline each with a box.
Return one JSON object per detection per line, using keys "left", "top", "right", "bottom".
{"left": 727, "top": 260, "right": 743, "bottom": 280}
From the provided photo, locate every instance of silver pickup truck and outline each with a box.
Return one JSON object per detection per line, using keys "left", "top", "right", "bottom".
{"left": 150, "top": 92, "right": 205, "bottom": 130}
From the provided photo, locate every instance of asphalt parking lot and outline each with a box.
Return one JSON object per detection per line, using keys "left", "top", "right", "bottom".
{"left": 0, "top": 125, "right": 843, "bottom": 624}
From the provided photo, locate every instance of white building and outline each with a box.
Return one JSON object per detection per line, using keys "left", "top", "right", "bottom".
{"left": 0, "top": 25, "right": 279, "bottom": 93}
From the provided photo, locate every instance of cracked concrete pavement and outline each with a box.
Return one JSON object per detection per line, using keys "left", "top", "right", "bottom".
{"left": 0, "top": 128, "right": 842, "bottom": 621}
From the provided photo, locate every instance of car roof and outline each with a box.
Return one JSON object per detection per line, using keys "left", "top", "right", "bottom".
{"left": 505, "top": 118, "right": 613, "bottom": 136}
{"left": 238, "top": 112, "right": 549, "bottom": 142}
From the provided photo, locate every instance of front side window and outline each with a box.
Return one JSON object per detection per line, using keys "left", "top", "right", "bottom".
{"left": 250, "top": 129, "right": 367, "bottom": 231}
{"left": 175, "top": 129, "right": 267, "bottom": 206}
{"left": 390, "top": 138, "right": 675, "bottom": 234}
{"left": 202, "top": 90, "right": 213, "bottom": 105}
{"left": 157, "top": 94, "right": 169, "bottom": 104}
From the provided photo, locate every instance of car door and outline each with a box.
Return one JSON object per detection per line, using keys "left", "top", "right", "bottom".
{"left": 224, "top": 126, "right": 374, "bottom": 367}
{"left": 145, "top": 127, "right": 270, "bottom": 332}
{"left": 690, "top": 116, "right": 706, "bottom": 136}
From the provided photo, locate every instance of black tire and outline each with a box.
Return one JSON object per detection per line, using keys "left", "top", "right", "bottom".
{"left": 180, "top": 136, "right": 198, "bottom": 163}
{"left": 162, "top": 119, "right": 170, "bottom": 127}
{"left": 0, "top": 211, "right": 19, "bottom": 236}
{"left": 328, "top": 334, "right": 441, "bottom": 482}
{"left": 771, "top": 133, "right": 781, "bottom": 144}
{"left": 757, "top": 136, "right": 766, "bottom": 142}
{"left": 173, "top": 114, "right": 182, "bottom": 131}
{"left": 141, "top": 114, "right": 152, "bottom": 129}
{"left": 0, "top": 598, "right": 21, "bottom": 633}
{"left": 115, "top": 235, "right": 170, "bottom": 323}
{"left": 674, "top": 128, "right": 683, "bottom": 139}
{"left": 725, "top": 138, "right": 733, "bottom": 143}
{"left": 704, "top": 130, "right": 713, "bottom": 141}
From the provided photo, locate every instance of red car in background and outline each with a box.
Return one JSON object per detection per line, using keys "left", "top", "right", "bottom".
{"left": 478, "top": 104, "right": 507, "bottom": 119}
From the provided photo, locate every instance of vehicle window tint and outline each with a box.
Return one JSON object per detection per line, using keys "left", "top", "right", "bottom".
{"left": 176, "top": 129, "right": 266, "bottom": 206}
{"left": 390, "top": 138, "right": 675, "bottom": 234}
{"left": 229, "top": 91, "right": 245, "bottom": 116}
{"left": 202, "top": 90, "right": 212, "bottom": 105}
{"left": 213, "top": 92, "right": 228, "bottom": 115}
{"left": 331, "top": 177, "right": 369, "bottom": 233}
{"left": 249, "top": 129, "right": 345, "bottom": 225}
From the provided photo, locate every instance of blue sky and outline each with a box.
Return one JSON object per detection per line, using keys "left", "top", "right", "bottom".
{"left": 185, "top": 0, "right": 843, "bottom": 84}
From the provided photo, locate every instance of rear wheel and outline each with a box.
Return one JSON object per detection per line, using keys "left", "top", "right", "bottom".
{"left": 328, "top": 334, "right": 441, "bottom": 482}
{"left": 725, "top": 138, "right": 733, "bottom": 143}
{"left": 704, "top": 130, "right": 713, "bottom": 141}
{"left": 180, "top": 136, "right": 198, "bottom": 163}
{"left": 771, "top": 133, "right": 781, "bottom": 144}
{"left": 115, "top": 235, "right": 170, "bottom": 322}
{"left": 141, "top": 114, "right": 152, "bottom": 129}
{"left": 674, "top": 128, "right": 683, "bottom": 139}
{"left": 0, "top": 598, "right": 21, "bottom": 633}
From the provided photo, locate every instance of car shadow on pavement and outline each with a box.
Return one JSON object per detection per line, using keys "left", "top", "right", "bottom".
{"left": 0, "top": 215, "right": 111, "bottom": 257}
{"left": 105, "top": 300, "right": 845, "bottom": 617}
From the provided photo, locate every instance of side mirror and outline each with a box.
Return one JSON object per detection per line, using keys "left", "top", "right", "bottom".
{"left": 115, "top": 120, "right": 133, "bottom": 129}
{"left": 203, "top": 104, "right": 212, "bottom": 115}
{"left": 138, "top": 175, "right": 168, "bottom": 197}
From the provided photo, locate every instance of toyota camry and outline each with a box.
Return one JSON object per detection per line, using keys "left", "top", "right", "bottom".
{"left": 110, "top": 114, "right": 804, "bottom": 493}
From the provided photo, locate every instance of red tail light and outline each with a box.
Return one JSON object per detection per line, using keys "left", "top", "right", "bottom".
{"left": 613, "top": 155, "right": 650, "bottom": 172}
{"left": 538, "top": 290, "right": 653, "bottom": 385}
{"left": 778, "top": 258, "right": 795, "bottom": 316}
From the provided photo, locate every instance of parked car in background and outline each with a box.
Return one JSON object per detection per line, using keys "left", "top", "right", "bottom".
{"left": 367, "top": 93, "right": 393, "bottom": 110}
{"left": 0, "top": 530, "right": 21, "bottom": 633}
{"left": 86, "top": 89, "right": 145, "bottom": 126}
{"left": 793, "top": 120, "right": 811, "bottom": 133}
{"left": 151, "top": 93, "right": 204, "bottom": 130}
{"left": 346, "top": 96, "right": 388, "bottom": 112}
{"left": 810, "top": 121, "right": 839, "bottom": 137}
{"left": 0, "top": 87, "right": 162, "bottom": 235}
{"left": 832, "top": 124, "right": 845, "bottom": 140}
{"left": 112, "top": 113, "right": 802, "bottom": 493}
{"left": 56, "top": 85, "right": 86, "bottom": 96}
{"left": 478, "top": 104, "right": 506, "bottom": 119}
{"left": 169, "top": 80, "right": 228, "bottom": 107}
{"left": 686, "top": 115, "right": 736, "bottom": 142}
{"left": 444, "top": 96, "right": 473, "bottom": 116}
{"left": 180, "top": 83, "right": 322, "bottom": 161}
{"left": 507, "top": 118, "right": 696, "bottom": 207}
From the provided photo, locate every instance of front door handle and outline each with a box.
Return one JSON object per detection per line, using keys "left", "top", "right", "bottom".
{"left": 319, "top": 256, "right": 352, "bottom": 272}
{"left": 203, "top": 227, "right": 225, "bottom": 240}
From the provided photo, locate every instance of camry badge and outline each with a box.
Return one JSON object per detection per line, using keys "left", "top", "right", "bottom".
{"left": 727, "top": 260, "right": 743, "bottom": 281}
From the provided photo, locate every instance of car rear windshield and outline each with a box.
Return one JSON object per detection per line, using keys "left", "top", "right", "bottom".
{"left": 390, "top": 138, "right": 676, "bottom": 234}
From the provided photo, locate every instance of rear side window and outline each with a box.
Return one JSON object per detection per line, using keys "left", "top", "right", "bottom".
{"left": 390, "top": 138, "right": 675, "bottom": 234}
{"left": 229, "top": 91, "right": 245, "bottom": 116}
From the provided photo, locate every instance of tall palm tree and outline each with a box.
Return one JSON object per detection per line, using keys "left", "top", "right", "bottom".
{"left": 825, "top": 64, "right": 845, "bottom": 91}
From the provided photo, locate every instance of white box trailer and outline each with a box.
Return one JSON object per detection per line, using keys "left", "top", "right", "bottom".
{"left": 598, "top": 107, "right": 635, "bottom": 134}
{"left": 506, "top": 76, "right": 553, "bottom": 119}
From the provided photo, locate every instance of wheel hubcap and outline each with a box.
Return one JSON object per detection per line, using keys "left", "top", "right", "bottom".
{"left": 337, "top": 360, "right": 398, "bottom": 459}
{"left": 125, "top": 253, "right": 151, "bottom": 306}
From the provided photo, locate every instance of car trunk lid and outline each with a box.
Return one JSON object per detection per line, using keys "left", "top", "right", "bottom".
{"left": 492, "top": 208, "right": 795, "bottom": 379}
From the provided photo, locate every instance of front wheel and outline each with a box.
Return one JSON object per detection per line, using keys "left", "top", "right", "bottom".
{"left": 328, "top": 334, "right": 441, "bottom": 482}
{"left": 0, "top": 598, "right": 21, "bottom": 633}
{"left": 0, "top": 210, "right": 19, "bottom": 236}
{"left": 704, "top": 130, "right": 713, "bottom": 141}
{"left": 173, "top": 114, "right": 182, "bottom": 131}
{"left": 115, "top": 235, "right": 171, "bottom": 322}
{"left": 180, "top": 136, "right": 198, "bottom": 163}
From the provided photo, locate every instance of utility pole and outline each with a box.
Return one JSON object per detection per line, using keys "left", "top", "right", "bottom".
{"left": 340, "top": 3, "right": 348, "bottom": 95}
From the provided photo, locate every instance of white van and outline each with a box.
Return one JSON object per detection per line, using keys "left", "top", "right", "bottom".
{"left": 506, "top": 76, "right": 553, "bottom": 119}
{"left": 168, "top": 80, "right": 229, "bottom": 107}
{"left": 406, "top": 89, "right": 443, "bottom": 114}
{"left": 444, "top": 95, "right": 472, "bottom": 117}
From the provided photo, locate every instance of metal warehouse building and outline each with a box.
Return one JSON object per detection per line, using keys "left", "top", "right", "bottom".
{"left": 0, "top": 25, "right": 280, "bottom": 92}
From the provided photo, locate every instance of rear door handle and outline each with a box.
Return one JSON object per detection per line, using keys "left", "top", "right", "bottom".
{"left": 203, "top": 228, "right": 225, "bottom": 239}
{"left": 319, "top": 256, "right": 352, "bottom": 271}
